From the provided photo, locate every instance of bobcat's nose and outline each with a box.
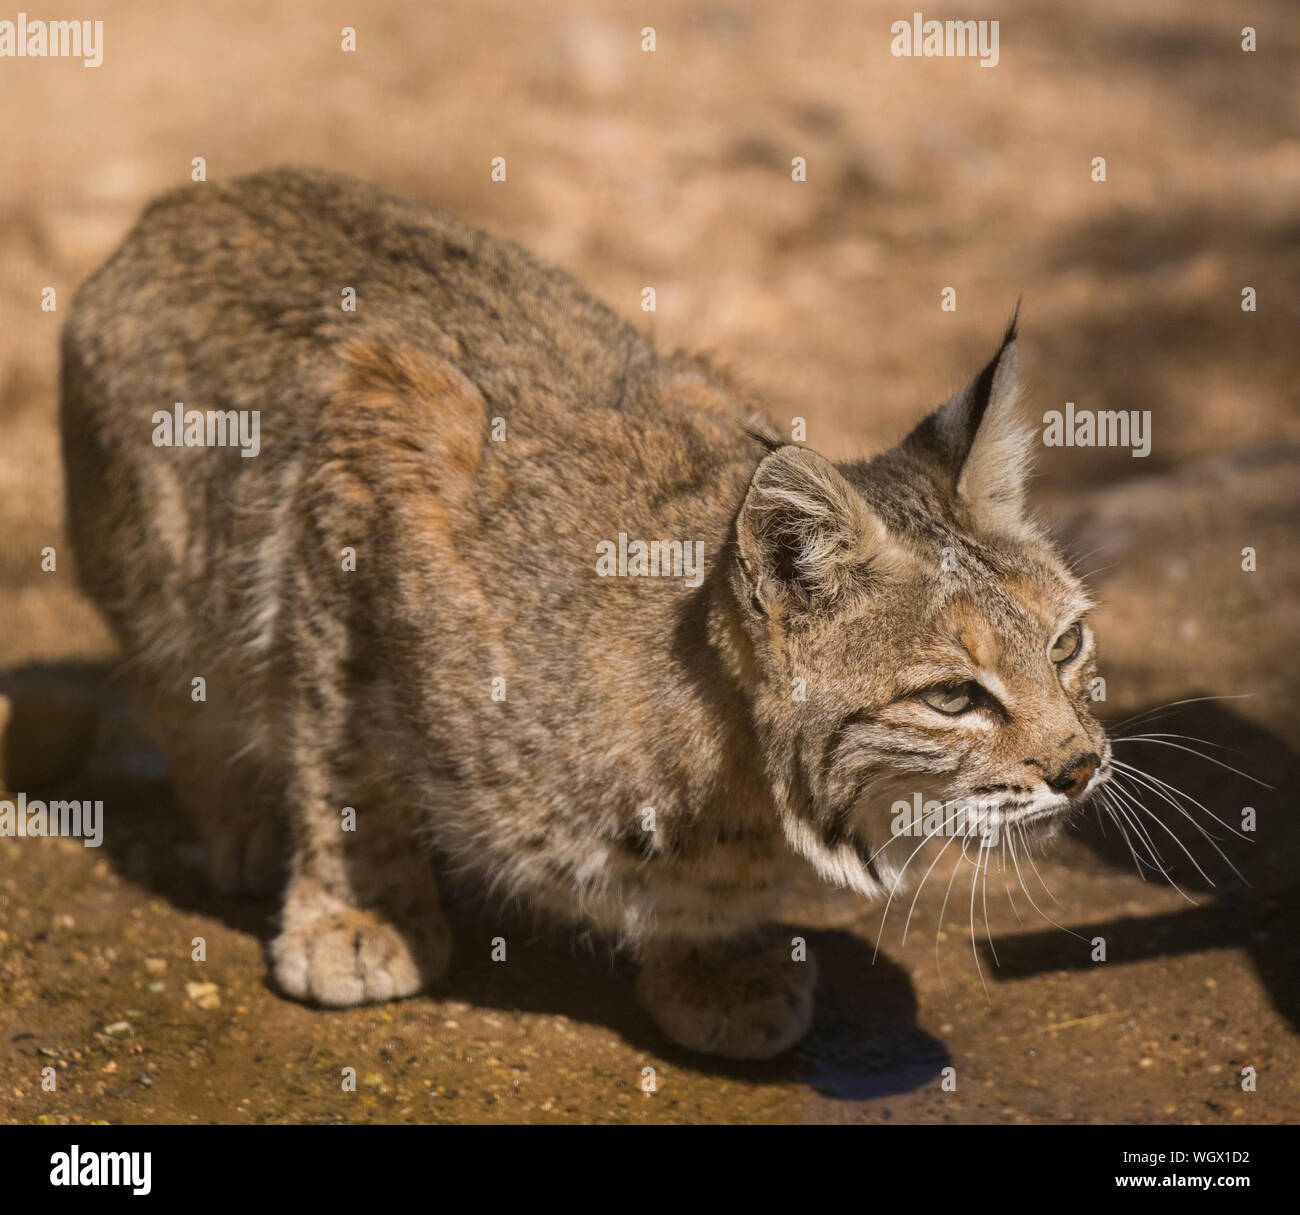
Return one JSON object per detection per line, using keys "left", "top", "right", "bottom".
{"left": 1047, "top": 753, "right": 1100, "bottom": 797}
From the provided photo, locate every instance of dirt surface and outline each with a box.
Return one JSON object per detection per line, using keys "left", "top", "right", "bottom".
{"left": 1, "top": 0, "right": 1298, "bottom": 1123}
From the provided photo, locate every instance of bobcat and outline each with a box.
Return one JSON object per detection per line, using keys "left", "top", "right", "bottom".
{"left": 60, "top": 168, "right": 1110, "bottom": 1059}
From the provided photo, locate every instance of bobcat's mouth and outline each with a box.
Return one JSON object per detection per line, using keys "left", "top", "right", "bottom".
{"left": 1004, "top": 760, "right": 1111, "bottom": 829}
{"left": 1006, "top": 802, "right": 1068, "bottom": 831}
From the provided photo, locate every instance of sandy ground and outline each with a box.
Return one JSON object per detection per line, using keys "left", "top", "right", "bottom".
{"left": 1, "top": 0, "right": 1298, "bottom": 1123}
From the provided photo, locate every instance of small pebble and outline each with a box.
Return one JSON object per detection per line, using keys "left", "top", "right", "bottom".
{"left": 185, "top": 982, "right": 220, "bottom": 1010}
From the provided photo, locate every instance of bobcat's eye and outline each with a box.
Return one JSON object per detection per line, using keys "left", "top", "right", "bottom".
{"left": 1050, "top": 623, "right": 1083, "bottom": 664}
{"left": 919, "top": 683, "right": 977, "bottom": 715}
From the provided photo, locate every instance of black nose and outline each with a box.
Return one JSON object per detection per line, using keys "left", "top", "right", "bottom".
{"left": 1048, "top": 753, "right": 1100, "bottom": 796}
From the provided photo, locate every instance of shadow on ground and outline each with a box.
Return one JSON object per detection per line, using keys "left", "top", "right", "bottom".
{"left": 984, "top": 700, "right": 1299, "bottom": 1030}
{"left": 6, "top": 658, "right": 946, "bottom": 1101}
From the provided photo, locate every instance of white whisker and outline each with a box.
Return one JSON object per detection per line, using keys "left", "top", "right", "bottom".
{"left": 1104, "top": 693, "right": 1255, "bottom": 734}
{"left": 1111, "top": 759, "right": 1255, "bottom": 843}
{"left": 1113, "top": 737, "right": 1271, "bottom": 789}
{"left": 901, "top": 831, "right": 960, "bottom": 947}
{"left": 1111, "top": 768, "right": 1248, "bottom": 886}
{"left": 969, "top": 837, "right": 991, "bottom": 1000}
{"left": 1106, "top": 778, "right": 1212, "bottom": 896}
{"left": 1008, "top": 825, "right": 1087, "bottom": 940}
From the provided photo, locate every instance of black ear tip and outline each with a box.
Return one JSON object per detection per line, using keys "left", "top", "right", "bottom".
{"left": 742, "top": 420, "right": 784, "bottom": 453}
{"left": 1002, "top": 298, "right": 1022, "bottom": 348}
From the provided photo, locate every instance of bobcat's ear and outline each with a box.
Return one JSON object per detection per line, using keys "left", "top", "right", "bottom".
{"left": 735, "top": 446, "right": 897, "bottom": 617}
{"left": 901, "top": 312, "right": 1034, "bottom": 536}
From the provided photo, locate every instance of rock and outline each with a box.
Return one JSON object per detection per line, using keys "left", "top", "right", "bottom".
{"left": 185, "top": 981, "right": 220, "bottom": 1010}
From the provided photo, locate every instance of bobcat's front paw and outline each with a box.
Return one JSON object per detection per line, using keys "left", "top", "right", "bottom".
{"left": 270, "top": 884, "right": 452, "bottom": 1006}
{"left": 635, "top": 937, "right": 816, "bottom": 1060}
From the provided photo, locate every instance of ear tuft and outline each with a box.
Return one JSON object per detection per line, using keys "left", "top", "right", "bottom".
{"left": 735, "top": 446, "right": 894, "bottom": 615}
{"left": 901, "top": 310, "right": 1035, "bottom": 536}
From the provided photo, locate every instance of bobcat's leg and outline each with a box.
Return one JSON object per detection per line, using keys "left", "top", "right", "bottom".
{"left": 635, "top": 931, "right": 817, "bottom": 1060}
{"left": 145, "top": 680, "right": 287, "bottom": 897}
{"left": 268, "top": 680, "right": 452, "bottom": 1007}
{"left": 167, "top": 735, "right": 287, "bottom": 897}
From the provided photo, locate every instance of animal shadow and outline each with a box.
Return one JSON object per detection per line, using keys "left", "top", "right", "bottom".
{"left": 5, "top": 659, "right": 944, "bottom": 1095}
{"left": 982, "top": 698, "right": 1298, "bottom": 1029}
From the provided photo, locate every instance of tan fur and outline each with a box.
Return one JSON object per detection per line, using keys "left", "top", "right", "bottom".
{"left": 60, "top": 169, "right": 1109, "bottom": 1059}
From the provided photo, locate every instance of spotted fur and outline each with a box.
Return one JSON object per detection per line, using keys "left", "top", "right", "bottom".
{"left": 60, "top": 168, "right": 1108, "bottom": 1059}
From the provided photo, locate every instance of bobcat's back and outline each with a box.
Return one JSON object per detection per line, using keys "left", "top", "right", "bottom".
{"left": 60, "top": 166, "right": 788, "bottom": 948}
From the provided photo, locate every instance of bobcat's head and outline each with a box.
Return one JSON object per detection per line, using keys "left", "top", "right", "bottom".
{"left": 729, "top": 318, "right": 1110, "bottom": 894}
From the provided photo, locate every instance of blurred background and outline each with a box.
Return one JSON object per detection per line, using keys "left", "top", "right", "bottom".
{"left": 1, "top": 0, "right": 1297, "bottom": 1124}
